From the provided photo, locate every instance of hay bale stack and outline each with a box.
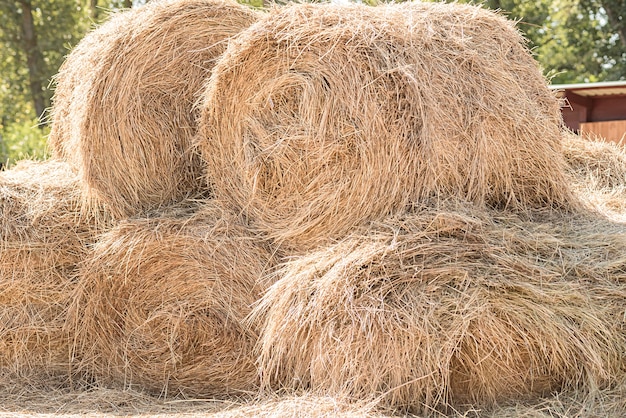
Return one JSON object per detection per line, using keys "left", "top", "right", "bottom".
{"left": 49, "top": 0, "right": 260, "bottom": 219}
{"left": 68, "top": 204, "right": 273, "bottom": 397}
{"left": 0, "top": 160, "right": 109, "bottom": 377}
{"left": 254, "top": 202, "right": 625, "bottom": 412}
{"left": 197, "top": 2, "right": 574, "bottom": 251}
{"left": 563, "top": 132, "right": 626, "bottom": 221}
{"left": 563, "top": 132, "right": 626, "bottom": 190}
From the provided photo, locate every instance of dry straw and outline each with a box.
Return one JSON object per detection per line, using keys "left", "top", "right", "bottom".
{"left": 563, "top": 132, "right": 626, "bottom": 190}
{"left": 0, "top": 160, "right": 109, "bottom": 377}
{"left": 197, "top": 1, "right": 575, "bottom": 251}
{"left": 0, "top": 376, "right": 624, "bottom": 417}
{"left": 213, "top": 394, "right": 385, "bottom": 418}
{"left": 253, "top": 201, "right": 626, "bottom": 413}
{"left": 67, "top": 203, "right": 274, "bottom": 397}
{"left": 563, "top": 132, "right": 626, "bottom": 221}
{"left": 49, "top": 0, "right": 260, "bottom": 219}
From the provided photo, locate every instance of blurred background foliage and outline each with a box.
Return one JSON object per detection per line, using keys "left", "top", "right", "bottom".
{"left": 0, "top": 0, "right": 624, "bottom": 166}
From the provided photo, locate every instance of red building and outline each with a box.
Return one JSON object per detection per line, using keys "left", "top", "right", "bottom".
{"left": 550, "top": 81, "right": 626, "bottom": 144}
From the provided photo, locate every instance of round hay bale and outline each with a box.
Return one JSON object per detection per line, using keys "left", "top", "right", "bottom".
{"left": 48, "top": 0, "right": 260, "bottom": 219}
{"left": 0, "top": 160, "right": 109, "bottom": 377}
{"left": 197, "top": 2, "right": 575, "bottom": 251}
{"left": 68, "top": 204, "right": 274, "bottom": 397}
{"left": 253, "top": 203, "right": 624, "bottom": 412}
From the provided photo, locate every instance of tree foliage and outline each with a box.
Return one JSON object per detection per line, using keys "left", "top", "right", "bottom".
{"left": 0, "top": 0, "right": 90, "bottom": 164}
{"left": 0, "top": 0, "right": 624, "bottom": 165}
{"left": 0, "top": 1, "right": 89, "bottom": 122}
{"left": 452, "top": 0, "right": 626, "bottom": 83}
{"left": 0, "top": 0, "right": 140, "bottom": 164}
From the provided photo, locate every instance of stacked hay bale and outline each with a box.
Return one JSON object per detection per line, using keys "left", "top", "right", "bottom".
{"left": 1, "top": 0, "right": 624, "bottom": 414}
{"left": 253, "top": 202, "right": 626, "bottom": 412}
{"left": 564, "top": 132, "right": 626, "bottom": 190}
{"left": 42, "top": 0, "right": 270, "bottom": 397}
{"left": 49, "top": 0, "right": 260, "bottom": 219}
{"left": 67, "top": 204, "right": 274, "bottom": 397}
{"left": 196, "top": 1, "right": 575, "bottom": 252}
{"left": 0, "top": 0, "right": 266, "bottom": 396}
{"left": 0, "top": 160, "right": 109, "bottom": 377}
{"left": 563, "top": 132, "right": 626, "bottom": 221}
{"left": 192, "top": 1, "right": 624, "bottom": 413}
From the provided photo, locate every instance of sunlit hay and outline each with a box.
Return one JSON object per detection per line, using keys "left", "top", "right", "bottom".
{"left": 68, "top": 204, "right": 274, "bottom": 397}
{"left": 197, "top": 2, "right": 574, "bottom": 252}
{"left": 483, "top": 378, "right": 626, "bottom": 418}
{"left": 563, "top": 132, "right": 626, "bottom": 221}
{"left": 253, "top": 202, "right": 624, "bottom": 413}
{"left": 0, "top": 372, "right": 233, "bottom": 415}
{"left": 0, "top": 160, "right": 109, "bottom": 377}
{"left": 46, "top": 10, "right": 134, "bottom": 166}
{"left": 49, "top": 0, "right": 260, "bottom": 219}
{"left": 215, "top": 394, "right": 384, "bottom": 418}
{"left": 0, "top": 379, "right": 624, "bottom": 417}
{"left": 563, "top": 131, "right": 626, "bottom": 189}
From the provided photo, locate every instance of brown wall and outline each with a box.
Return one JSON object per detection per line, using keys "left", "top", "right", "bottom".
{"left": 589, "top": 96, "right": 626, "bottom": 122}
{"left": 560, "top": 94, "right": 626, "bottom": 133}
{"left": 580, "top": 120, "right": 626, "bottom": 144}
{"left": 561, "top": 105, "right": 585, "bottom": 131}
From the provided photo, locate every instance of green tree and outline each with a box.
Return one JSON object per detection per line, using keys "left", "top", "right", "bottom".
{"left": 89, "top": 0, "right": 151, "bottom": 20}
{"left": 0, "top": 0, "right": 92, "bottom": 164}
{"left": 0, "top": 1, "right": 90, "bottom": 124}
{"left": 598, "top": 0, "right": 626, "bottom": 49}
{"left": 459, "top": 0, "right": 626, "bottom": 83}
{"left": 591, "top": 0, "right": 626, "bottom": 80}
{"left": 0, "top": 0, "right": 160, "bottom": 166}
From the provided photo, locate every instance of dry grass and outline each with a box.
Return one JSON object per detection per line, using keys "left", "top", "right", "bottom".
{"left": 197, "top": 1, "right": 574, "bottom": 252}
{"left": 67, "top": 203, "right": 275, "bottom": 398}
{"left": 0, "top": 374, "right": 623, "bottom": 417}
{"left": 483, "top": 380, "right": 626, "bottom": 418}
{"left": 0, "top": 160, "right": 109, "bottom": 378}
{"left": 563, "top": 132, "right": 626, "bottom": 190}
{"left": 49, "top": 0, "right": 260, "bottom": 219}
{"left": 4, "top": 2, "right": 625, "bottom": 416}
{"left": 253, "top": 200, "right": 626, "bottom": 414}
{"left": 211, "top": 394, "right": 386, "bottom": 417}
{"left": 0, "top": 372, "right": 387, "bottom": 417}
{"left": 563, "top": 132, "right": 626, "bottom": 222}
{"left": 0, "top": 373, "right": 235, "bottom": 416}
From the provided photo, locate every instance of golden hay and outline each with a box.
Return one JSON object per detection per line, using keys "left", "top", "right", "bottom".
{"left": 0, "top": 160, "right": 109, "bottom": 377}
{"left": 67, "top": 204, "right": 274, "bottom": 397}
{"left": 0, "top": 377, "right": 624, "bottom": 418}
{"left": 49, "top": 0, "right": 260, "bottom": 219}
{"left": 253, "top": 201, "right": 626, "bottom": 413}
{"left": 563, "top": 132, "right": 626, "bottom": 191}
{"left": 483, "top": 381, "right": 626, "bottom": 418}
{"left": 212, "top": 394, "right": 385, "bottom": 418}
{"left": 0, "top": 372, "right": 234, "bottom": 416}
{"left": 563, "top": 132, "right": 626, "bottom": 221}
{"left": 197, "top": 1, "right": 574, "bottom": 251}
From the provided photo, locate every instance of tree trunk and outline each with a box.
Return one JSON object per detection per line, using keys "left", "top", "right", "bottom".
{"left": 601, "top": 0, "right": 626, "bottom": 49}
{"left": 486, "top": 0, "right": 502, "bottom": 10}
{"left": 18, "top": 0, "right": 46, "bottom": 125}
{"left": 90, "top": 0, "right": 99, "bottom": 20}
{"left": 124, "top": 0, "right": 132, "bottom": 8}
